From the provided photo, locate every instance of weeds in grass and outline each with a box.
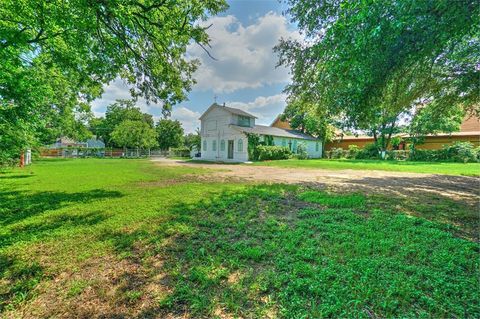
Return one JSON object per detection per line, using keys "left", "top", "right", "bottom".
{"left": 1, "top": 159, "right": 478, "bottom": 318}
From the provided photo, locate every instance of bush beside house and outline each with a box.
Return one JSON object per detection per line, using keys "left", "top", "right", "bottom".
{"left": 257, "top": 146, "right": 292, "bottom": 161}
{"left": 325, "top": 141, "right": 480, "bottom": 163}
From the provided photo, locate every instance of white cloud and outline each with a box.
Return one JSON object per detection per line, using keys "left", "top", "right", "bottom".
{"left": 189, "top": 12, "right": 301, "bottom": 93}
{"left": 171, "top": 106, "right": 201, "bottom": 134}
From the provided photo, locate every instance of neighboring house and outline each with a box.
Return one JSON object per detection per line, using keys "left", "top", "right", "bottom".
{"left": 326, "top": 114, "right": 480, "bottom": 151}
{"left": 42, "top": 136, "right": 106, "bottom": 157}
{"left": 49, "top": 136, "right": 105, "bottom": 149}
{"left": 199, "top": 103, "right": 322, "bottom": 162}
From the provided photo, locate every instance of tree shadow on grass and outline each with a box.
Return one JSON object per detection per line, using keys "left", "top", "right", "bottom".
{"left": 0, "top": 188, "right": 123, "bottom": 312}
{"left": 324, "top": 174, "right": 480, "bottom": 240}
{"left": 0, "top": 189, "right": 123, "bottom": 227}
{"left": 93, "top": 182, "right": 479, "bottom": 319}
{"left": 0, "top": 208, "right": 114, "bottom": 313}
{"left": 0, "top": 174, "right": 33, "bottom": 180}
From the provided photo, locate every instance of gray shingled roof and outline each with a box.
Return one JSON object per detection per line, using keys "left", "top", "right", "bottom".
{"left": 231, "top": 124, "right": 318, "bottom": 140}
{"left": 199, "top": 103, "right": 257, "bottom": 119}
{"left": 223, "top": 105, "right": 257, "bottom": 118}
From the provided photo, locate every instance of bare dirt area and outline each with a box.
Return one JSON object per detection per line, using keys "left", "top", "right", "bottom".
{"left": 152, "top": 158, "right": 480, "bottom": 204}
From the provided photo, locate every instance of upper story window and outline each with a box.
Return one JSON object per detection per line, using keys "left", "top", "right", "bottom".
{"left": 237, "top": 115, "right": 251, "bottom": 127}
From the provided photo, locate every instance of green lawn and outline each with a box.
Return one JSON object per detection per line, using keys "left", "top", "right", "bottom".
{"left": 1, "top": 159, "right": 478, "bottom": 318}
{"left": 253, "top": 158, "right": 480, "bottom": 176}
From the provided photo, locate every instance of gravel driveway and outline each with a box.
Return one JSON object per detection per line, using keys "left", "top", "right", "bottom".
{"left": 152, "top": 158, "right": 480, "bottom": 204}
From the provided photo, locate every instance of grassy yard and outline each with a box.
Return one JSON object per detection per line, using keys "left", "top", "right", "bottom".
{"left": 1, "top": 159, "right": 478, "bottom": 318}
{"left": 253, "top": 158, "right": 480, "bottom": 176}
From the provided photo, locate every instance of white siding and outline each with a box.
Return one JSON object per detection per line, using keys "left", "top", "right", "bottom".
{"left": 200, "top": 107, "right": 249, "bottom": 162}
{"left": 199, "top": 105, "right": 321, "bottom": 162}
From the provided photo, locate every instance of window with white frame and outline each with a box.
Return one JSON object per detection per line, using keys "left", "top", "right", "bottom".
{"left": 212, "top": 140, "right": 217, "bottom": 151}
{"left": 203, "top": 140, "right": 207, "bottom": 151}
{"left": 220, "top": 140, "right": 225, "bottom": 151}
{"left": 238, "top": 139, "right": 243, "bottom": 152}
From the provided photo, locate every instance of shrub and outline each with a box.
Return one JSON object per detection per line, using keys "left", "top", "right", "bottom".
{"left": 296, "top": 143, "right": 308, "bottom": 159}
{"left": 257, "top": 145, "right": 292, "bottom": 161}
{"left": 355, "top": 143, "right": 379, "bottom": 159}
{"left": 409, "top": 142, "right": 478, "bottom": 163}
{"left": 409, "top": 149, "right": 438, "bottom": 161}
{"left": 440, "top": 142, "right": 477, "bottom": 163}
{"left": 330, "top": 147, "right": 346, "bottom": 159}
{"left": 388, "top": 150, "right": 409, "bottom": 161}
{"left": 169, "top": 147, "right": 190, "bottom": 158}
{"left": 347, "top": 145, "right": 360, "bottom": 158}
{"left": 475, "top": 146, "right": 480, "bottom": 162}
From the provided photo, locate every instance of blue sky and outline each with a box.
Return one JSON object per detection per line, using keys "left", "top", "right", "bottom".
{"left": 91, "top": 0, "right": 299, "bottom": 133}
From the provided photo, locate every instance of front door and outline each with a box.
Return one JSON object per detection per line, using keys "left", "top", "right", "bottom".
{"left": 227, "top": 140, "right": 234, "bottom": 159}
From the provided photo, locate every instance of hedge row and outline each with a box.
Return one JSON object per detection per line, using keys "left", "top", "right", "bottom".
{"left": 169, "top": 147, "right": 190, "bottom": 157}
{"left": 257, "top": 145, "right": 292, "bottom": 161}
{"left": 325, "top": 142, "right": 480, "bottom": 163}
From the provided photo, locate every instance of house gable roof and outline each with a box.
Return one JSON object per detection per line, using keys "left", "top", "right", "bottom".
{"left": 199, "top": 103, "right": 257, "bottom": 120}
{"left": 230, "top": 124, "right": 318, "bottom": 141}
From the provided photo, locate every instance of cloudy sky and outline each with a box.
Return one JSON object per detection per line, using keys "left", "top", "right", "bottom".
{"left": 91, "top": 0, "right": 300, "bottom": 133}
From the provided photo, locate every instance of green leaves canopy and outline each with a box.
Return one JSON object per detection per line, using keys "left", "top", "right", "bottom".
{"left": 111, "top": 120, "right": 158, "bottom": 149}
{"left": 276, "top": 0, "right": 479, "bottom": 150}
{"left": 155, "top": 119, "right": 184, "bottom": 150}
{"left": 0, "top": 0, "right": 227, "bottom": 163}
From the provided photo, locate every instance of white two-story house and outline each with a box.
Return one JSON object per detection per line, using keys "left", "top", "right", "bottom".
{"left": 199, "top": 103, "right": 322, "bottom": 162}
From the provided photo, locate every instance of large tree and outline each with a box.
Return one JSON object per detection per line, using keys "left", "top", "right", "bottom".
{"left": 0, "top": 0, "right": 227, "bottom": 164}
{"left": 156, "top": 119, "right": 184, "bottom": 150}
{"left": 276, "top": 0, "right": 479, "bottom": 151}
{"left": 184, "top": 129, "right": 201, "bottom": 151}
{"left": 110, "top": 120, "right": 158, "bottom": 152}
{"left": 93, "top": 99, "right": 154, "bottom": 146}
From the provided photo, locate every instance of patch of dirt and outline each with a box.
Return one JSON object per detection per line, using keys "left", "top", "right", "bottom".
{"left": 3, "top": 253, "right": 172, "bottom": 319}
{"left": 152, "top": 158, "right": 480, "bottom": 205}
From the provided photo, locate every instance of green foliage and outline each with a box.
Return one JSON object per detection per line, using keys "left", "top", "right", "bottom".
{"left": 257, "top": 146, "right": 292, "bottom": 161}
{"left": 245, "top": 133, "right": 262, "bottom": 161}
{"left": 111, "top": 120, "right": 158, "bottom": 150}
{"left": 169, "top": 147, "right": 190, "bottom": 158}
{"left": 355, "top": 143, "right": 380, "bottom": 160}
{"left": 280, "top": 99, "right": 334, "bottom": 142}
{"left": 156, "top": 119, "right": 184, "bottom": 151}
{"left": 409, "top": 142, "right": 478, "bottom": 163}
{"left": 388, "top": 150, "right": 409, "bottom": 161}
{"left": 298, "top": 191, "right": 365, "bottom": 208}
{"left": 0, "top": 0, "right": 228, "bottom": 163}
{"left": 247, "top": 133, "right": 289, "bottom": 160}
{"left": 0, "top": 159, "right": 478, "bottom": 317}
{"left": 277, "top": 0, "right": 480, "bottom": 151}
{"left": 99, "top": 100, "right": 154, "bottom": 147}
{"left": 184, "top": 130, "right": 201, "bottom": 151}
{"left": 254, "top": 158, "right": 480, "bottom": 176}
{"left": 408, "top": 104, "right": 464, "bottom": 150}
{"left": 347, "top": 145, "right": 360, "bottom": 158}
{"left": 296, "top": 143, "right": 308, "bottom": 160}
{"left": 441, "top": 142, "right": 478, "bottom": 163}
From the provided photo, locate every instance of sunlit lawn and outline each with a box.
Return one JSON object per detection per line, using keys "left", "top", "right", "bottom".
{"left": 254, "top": 158, "right": 480, "bottom": 176}
{"left": 1, "top": 159, "right": 478, "bottom": 318}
